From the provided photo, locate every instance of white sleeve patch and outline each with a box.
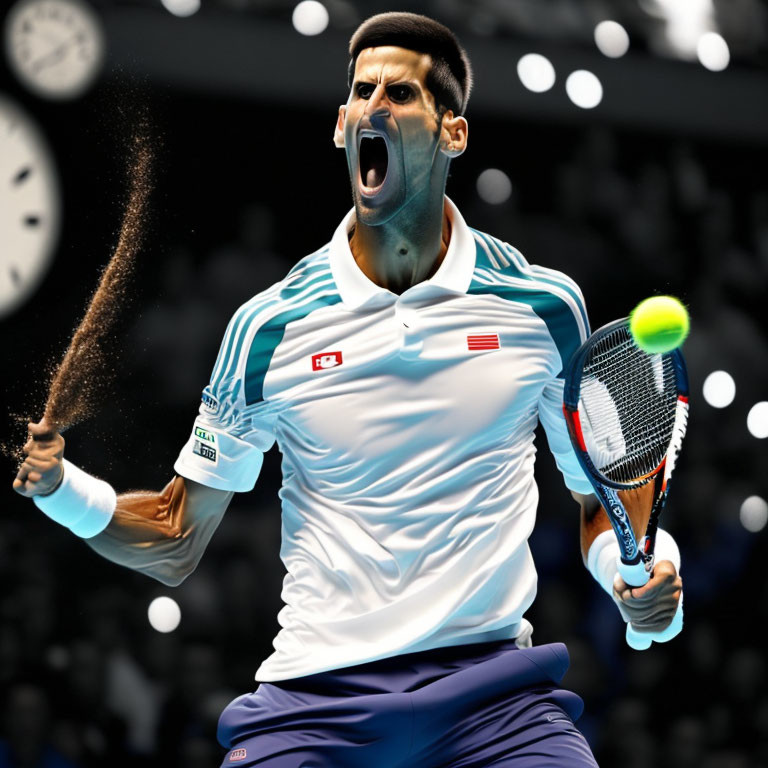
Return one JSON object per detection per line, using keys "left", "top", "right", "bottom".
{"left": 174, "top": 419, "right": 265, "bottom": 493}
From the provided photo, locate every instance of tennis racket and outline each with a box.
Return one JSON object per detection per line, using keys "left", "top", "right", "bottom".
{"left": 562, "top": 318, "right": 688, "bottom": 649}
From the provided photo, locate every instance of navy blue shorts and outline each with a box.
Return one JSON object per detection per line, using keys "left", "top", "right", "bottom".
{"left": 217, "top": 640, "right": 598, "bottom": 767}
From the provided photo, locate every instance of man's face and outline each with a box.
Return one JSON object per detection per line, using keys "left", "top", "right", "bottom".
{"left": 336, "top": 46, "right": 447, "bottom": 226}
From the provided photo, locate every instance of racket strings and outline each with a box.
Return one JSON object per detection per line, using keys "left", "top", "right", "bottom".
{"left": 579, "top": 326, "right": 677, "bottom": 485}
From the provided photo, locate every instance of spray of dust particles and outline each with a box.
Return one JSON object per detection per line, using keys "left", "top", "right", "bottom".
{"left": 42, "top": 119, "right": 154, "bottom": 435}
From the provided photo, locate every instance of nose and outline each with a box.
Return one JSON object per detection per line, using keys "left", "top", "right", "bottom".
{"left": 364, "top": 84, "right": 391, "bottom": 126}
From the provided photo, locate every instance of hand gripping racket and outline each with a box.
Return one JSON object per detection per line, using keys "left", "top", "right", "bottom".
{"left": 562, "top": 318, "right": 689, "bottom": 650}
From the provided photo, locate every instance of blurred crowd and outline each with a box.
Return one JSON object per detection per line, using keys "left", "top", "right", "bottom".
{"left": 1, "top": 121, "right": 766, "bottom": 767}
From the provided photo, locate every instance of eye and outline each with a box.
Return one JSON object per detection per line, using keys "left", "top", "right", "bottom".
{"left": 356, "top": 83, "right": 375, "bottom": 99}
{"left": 387, "top": 84, "right": 413, "bottom": 103}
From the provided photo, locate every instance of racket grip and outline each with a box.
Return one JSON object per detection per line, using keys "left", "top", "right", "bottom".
{"left": 617, "top": 557, "right": 650, "bottom": 588}
{"left": 625, "top": 595, "right": 684, "bottom": 650}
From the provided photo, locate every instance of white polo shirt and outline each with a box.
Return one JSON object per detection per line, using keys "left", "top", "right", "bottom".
{"left": 175, "top": 198, "right": 592, "bottom": 682}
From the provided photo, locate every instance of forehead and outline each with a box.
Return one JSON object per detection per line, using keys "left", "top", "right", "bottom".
{"left": 353, "top": 46, "right": 432, "bottom": 85}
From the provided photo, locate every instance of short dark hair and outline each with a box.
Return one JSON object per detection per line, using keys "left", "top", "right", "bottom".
{"left": 347, "top": 12, "right": 472, "bottom": 116}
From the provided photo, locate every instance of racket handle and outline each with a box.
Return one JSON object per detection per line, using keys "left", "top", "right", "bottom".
{"left": 625, "top": 595, "right": 684, "bottom": 650}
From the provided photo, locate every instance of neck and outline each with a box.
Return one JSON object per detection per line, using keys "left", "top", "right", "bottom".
{"left": 349, "top": 194, "right": 451, "bottom": 294}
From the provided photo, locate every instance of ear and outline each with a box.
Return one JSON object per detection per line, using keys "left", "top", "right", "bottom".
{"left": 439, "top": 112, "right": 468, "bottom": 158}
{"left": 333, "top": 105, "right": 346, "bottom": 148}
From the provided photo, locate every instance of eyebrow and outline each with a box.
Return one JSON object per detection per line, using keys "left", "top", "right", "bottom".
{"left": 352, "top": 78, "right": 419, "bottom": 89}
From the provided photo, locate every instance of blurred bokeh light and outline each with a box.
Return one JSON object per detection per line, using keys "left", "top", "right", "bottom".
{"left": 147, "top": 596, "right": 182, "bottom": 633}
{"left": 476, "top": 168, "right": 512, "bottom": 205}
{"left": 702, "top": 370, "right": 736, "bottom": 409}
{"left": 565, "top": 69, "right": 603, "bottom": 109}
{"left": 160, "top": 0, "right": 200, "bottom": 18}
{"left": 594, "top": 21, "right": 630, "bottom": 59}
{"left": 516, "top": 53, "right": 556, "bottom": 93}
{"left": 740, "top": 495, "right": 768, "bottom": 532}
{"left": 292, "top": 1, "right": 329, "bottom": 37}
{"left": 697, "top": 32, "right": 730, "bottom": 71}
{"left": 747, "top": 402, "right": 768, "bottom": 439}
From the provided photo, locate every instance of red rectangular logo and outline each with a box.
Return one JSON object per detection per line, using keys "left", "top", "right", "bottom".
{"left": 312, "top": 351, "right": 343, "bottom": 371}
{"left": 467, "top": 333, "right": 500, "bottom": 350}
{"left": 229, "top": 748, "right": 247, "bottom": 761}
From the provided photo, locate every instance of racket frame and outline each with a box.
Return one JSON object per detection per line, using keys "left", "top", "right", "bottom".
{"left": 563, "top": 318, "right": 689, "bottom": 586}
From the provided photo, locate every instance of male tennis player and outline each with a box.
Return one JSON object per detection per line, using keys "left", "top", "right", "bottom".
{"left": 15, "top": 13, "right": 683, "bottom": 767}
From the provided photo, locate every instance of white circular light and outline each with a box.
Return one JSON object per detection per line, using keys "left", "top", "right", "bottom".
{"left": 292, "top": 1, "right": 329, "bottom": 36}
{"left": 594, "top": 21, "right": 630, "bottom": 58}
{"left": 697, "top": 32, "right": 730, "bottom": 72}
{"left": 148, "top": 596, "right": 181, "bottom": 633}
{"left": 160, "top": 0, "right": 200, "bottom": 17}
{"left": 565, "top": 70, "right": 603, "bottom": 109}
{"left": 476, "top": 168, "right": 512, "bottom": 205}
{"left": 747, "top": 402, "right": 768, "bottom": 438}
{"left": 740, "top": 496, "right": 768, "bottom": 532}
{"left": 516, "top": 54, "right": 556, "bottom": 93}
{"left": 702, "top": 370, "right": 736, "bottom": 409}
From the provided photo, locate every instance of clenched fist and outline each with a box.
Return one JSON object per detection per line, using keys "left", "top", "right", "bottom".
{"left": 613, "top": 559, "right": 682, "bottom": 634}
{"left": 13, "top": 421, "right": 65, "bottom": 498}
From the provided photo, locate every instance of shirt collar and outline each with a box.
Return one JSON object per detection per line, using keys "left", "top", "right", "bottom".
{"left": 328, "top": 196, "right": 476, "bottom": 310}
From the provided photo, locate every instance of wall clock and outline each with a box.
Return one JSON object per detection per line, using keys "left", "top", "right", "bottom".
{"left": 4, "top": 0, "right": 105, "bottom": 100}
{"left": 0, "top": 94, "right": 61, "bottom": 319}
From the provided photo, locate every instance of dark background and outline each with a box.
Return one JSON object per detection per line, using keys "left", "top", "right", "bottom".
{"left": 1, "top": 0, "right": 768, "bottom": 766}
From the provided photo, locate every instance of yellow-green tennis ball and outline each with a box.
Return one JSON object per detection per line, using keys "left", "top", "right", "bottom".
{"left": 629, "top": 296, "right": 690, "bottom": 354}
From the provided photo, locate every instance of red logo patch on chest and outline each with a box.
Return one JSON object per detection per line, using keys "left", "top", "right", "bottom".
{"left": 229, "top": 748, "right": 247, "bottom": 761}
{"left": 467, "top": 333, "right": 500, "bottom": 350}
{"left": 312, "top": 351, "right": 343, "bottom": 370}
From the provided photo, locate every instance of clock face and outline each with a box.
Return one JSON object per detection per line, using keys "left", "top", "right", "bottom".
{"left": 4, "top": 0, "right": 105, "bottom": 100}
{"left": 0, "top": 94, "right": 61, "bottom": 319}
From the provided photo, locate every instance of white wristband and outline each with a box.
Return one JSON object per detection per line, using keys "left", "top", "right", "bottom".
{"left": 33, "top": 458, "right": 116, "bottom": 538}
{"left": 653, "top": 528, "right": 682, "bottom": 574}
{"left": 586, "top": 530, "right": 622, "bottom": 595}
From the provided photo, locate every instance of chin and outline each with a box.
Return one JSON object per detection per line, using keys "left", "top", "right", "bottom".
{"left": 353, "top": 182, "right": 407, "bottom": 226}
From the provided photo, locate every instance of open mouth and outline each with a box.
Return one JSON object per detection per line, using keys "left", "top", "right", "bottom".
{"left": 359, "top": 134, "right": 389, "bottom": 193}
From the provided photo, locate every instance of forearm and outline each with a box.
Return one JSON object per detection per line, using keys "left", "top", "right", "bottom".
{"left": 576, "top": 483, "right": 654, "bottom": 565}
{"left": 85, "top": 476, "right": 232, "bottom": 586}
{"left": 15, "top": 423, "right": 234, "bottom": 586}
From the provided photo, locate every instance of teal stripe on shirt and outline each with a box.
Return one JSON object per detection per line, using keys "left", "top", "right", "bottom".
{"left": 210, "top": 287, "right": 281, "bottom": 395}
{"left": 212, "top": 271, "right": 334, "bottom": 396}
{"left": 498, "top": 238, "right": 589, "bottom": 332}
{"left": 468, "top": 270, "right": 582, "bottom": 377}
{"left": 472, "top": 229, "right": 589, "bottom": 335}
{"left": 471, "top": 230, "right": 589, "bottom": 335}
{"left": 210, "top": 249, "right": 331, "bottom": 394}
{"left": 472, "top": 231, "right": 497, "bottom": 271}
{"left": 244, "top": 290, "right": 342, "bottom": 405}
{"left": 210, "top": 291, "right": 281, "bottom": 396}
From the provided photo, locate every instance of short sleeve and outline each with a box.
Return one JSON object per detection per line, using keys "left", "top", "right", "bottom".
{"left": 538, "top": 376, "right": 592, "bottom": 495}
{"left": 175, "top": 299, "right": 278, "bottom": 493}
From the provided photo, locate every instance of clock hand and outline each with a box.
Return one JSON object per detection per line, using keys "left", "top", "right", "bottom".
{"left": 32, "top": 43, "right": 70, "bottom": 73}
{"left": 31, "top": 33, "right": 83, "bottom": 73}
